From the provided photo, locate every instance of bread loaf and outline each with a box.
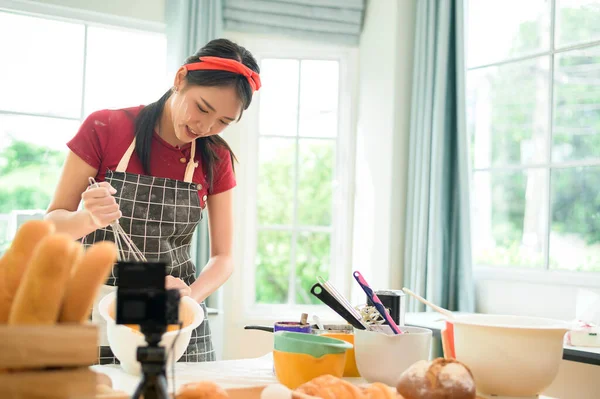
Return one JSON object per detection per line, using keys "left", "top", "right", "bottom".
{"left": 0, "top": 220, "right": 55, "bottom": 322}
{"left": 396, "top": 358, "right": 476, "bottom": 399}
{"left": 8, "top": 234, "right": 77, "bottom": 324}
{"left": 59, "top": 241, "right": 117, "bottom": 323}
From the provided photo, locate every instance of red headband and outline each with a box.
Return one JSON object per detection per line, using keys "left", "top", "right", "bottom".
{"left": 184, "top": 56, "right": 261, "bottom": 92}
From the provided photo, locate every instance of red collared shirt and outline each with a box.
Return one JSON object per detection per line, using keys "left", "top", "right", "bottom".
{"left": 67, "top": 106, "right": 236, "bottom": 205}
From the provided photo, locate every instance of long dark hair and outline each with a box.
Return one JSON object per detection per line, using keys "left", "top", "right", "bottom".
{"left": 134, "top": 38, "right": 259, "bottom": 190}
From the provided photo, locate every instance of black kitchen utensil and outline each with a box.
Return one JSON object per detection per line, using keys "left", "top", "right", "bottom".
{"left": 310, "top": 282, "right": 366, "bottom": 330}
{"left": 243, "top": 325, "right": 274, "bottom": 333}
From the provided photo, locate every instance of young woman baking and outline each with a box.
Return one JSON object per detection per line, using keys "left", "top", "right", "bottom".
{"left": 45, "top": 38, "right": 261, "bottom": 364}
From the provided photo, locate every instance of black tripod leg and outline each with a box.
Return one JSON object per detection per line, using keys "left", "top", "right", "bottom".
{"left": 157, "top": 374, "right": 170, "bottom": 399}
{"left": 132, "top": 375, "right": 146, "bottom": 399}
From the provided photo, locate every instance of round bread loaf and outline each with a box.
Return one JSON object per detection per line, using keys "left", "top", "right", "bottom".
{"left": 396, "top": 358, "right": 476, "bottom": 399}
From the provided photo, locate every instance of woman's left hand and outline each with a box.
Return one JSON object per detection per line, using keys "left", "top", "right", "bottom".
{"left": 165, "top": 275, "right": 192, "bottom": 297}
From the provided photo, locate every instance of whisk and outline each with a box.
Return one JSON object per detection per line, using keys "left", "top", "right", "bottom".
{"left": 87, "top": 177, "right": 147, "bottom": 262}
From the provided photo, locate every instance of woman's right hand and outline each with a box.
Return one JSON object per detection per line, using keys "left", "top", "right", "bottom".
{"left": 81, "top": 181, "right": 121, "bottom": 228}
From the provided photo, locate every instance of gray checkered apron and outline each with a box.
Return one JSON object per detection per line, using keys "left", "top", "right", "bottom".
{"left": 86, "top": 137, "right": 215, "bottom": 365}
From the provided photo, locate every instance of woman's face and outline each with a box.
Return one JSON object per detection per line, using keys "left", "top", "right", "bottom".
{"left": 168, "top": 74, "right": 242, "bottom": 145}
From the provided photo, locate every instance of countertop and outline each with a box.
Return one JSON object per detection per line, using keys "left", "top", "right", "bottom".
{"left": 405, "top": 311, "right": 600, "bottom": 366}
{"left": 92, "top": 353, "right": 363, "bottom": 394}
{"left": 92, "top": 353, "right": 557, "bottom": 398}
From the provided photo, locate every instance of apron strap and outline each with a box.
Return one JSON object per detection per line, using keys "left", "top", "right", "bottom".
{"left": 115, "top": 136, "right": 198, "bottom": 183}
{"left": 115, "top": 139, "right": 136, "bottom": 173}
{"left": 184, "top": 139, "right": 198, "bottom": 183}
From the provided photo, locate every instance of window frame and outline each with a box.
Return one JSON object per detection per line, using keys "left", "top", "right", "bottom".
{"left": 0, "top": 3, "right": 167, "bottom": 246}
{"left": 467, "top": 0, "right": 600, "bottom": 286}
{"left": 238, "top": 42, "right": 358, "bottom": 319}
{"left": 0, "top": 3, "right": 166, "bottom": 122}
{"left": 0, "top": 0, "right": 164, "bottom": 33}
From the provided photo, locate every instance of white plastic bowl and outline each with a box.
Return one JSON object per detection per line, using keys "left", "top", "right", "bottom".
{"left": 452, "top": 314, "right": 570, "bottom": 397}
{"left": 354, "top": 325, "right": 432, "bottom": 386}
{"left": 98, "top": 291, "right": 204, "bottom": 375}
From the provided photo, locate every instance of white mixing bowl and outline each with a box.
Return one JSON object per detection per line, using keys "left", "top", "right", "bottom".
{"left": 354, "top": 325, "right": 433, "bottom": 386}
{"left": 452, "top": 314, "right": 570, "bottom": 397}
{"left": 98, "top": 291, "right": 204, "bottom": 375}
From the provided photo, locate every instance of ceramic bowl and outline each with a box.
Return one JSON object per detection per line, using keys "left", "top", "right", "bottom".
{"left": 320, "top": 332, "right": 360, "bottom": 377}
{"left": 98, "top": 291, "right": 204, "bottom": 375}
{"left": 354, "top": 325, "right": 432, "bottom": 386}
{"left": 274, "top": 331, "right": 353, "bottom": 358}
{"left": 452, "top": 314, "right": 569, "bottom": 397}
{"left": 273, "top": 349, "right": 347, "bottom": 389}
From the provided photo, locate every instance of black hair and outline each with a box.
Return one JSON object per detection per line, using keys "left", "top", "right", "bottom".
{"left": 133, "top": 38, "right": 259, "bottom": 190}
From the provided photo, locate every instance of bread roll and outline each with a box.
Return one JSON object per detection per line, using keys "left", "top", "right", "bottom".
{"left": 8, "top": 234, "right": 77, "bottom": 324}
{"left": 0, "top": 220, "right": 55, "bottom": 322}
{"left": 396, "top": 358, "right": 476, "bottom": 399}
{"left": 59, "top": 241, "right": 117, "bottom": 323}
{"left": 176, "top": 381, "right": 229, "bottom": 399}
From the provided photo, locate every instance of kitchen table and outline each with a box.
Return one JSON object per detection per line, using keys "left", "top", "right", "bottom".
{"left": 92, "top": 353, "right": 557, "bottom": 398}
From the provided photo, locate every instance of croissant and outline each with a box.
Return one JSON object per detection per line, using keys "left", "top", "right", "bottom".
{"left": 295, "top": 375, "right": 401, "bottom": 399}
{"left": 359, "top": 382, "right": 400, "bottom": 399}
{"left": 296, "top": 375, "right": 364, "bottom": 398}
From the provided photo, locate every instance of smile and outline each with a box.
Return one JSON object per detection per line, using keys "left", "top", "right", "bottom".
{"left": 185, "top": 126, "right": 200, "bottom": 139}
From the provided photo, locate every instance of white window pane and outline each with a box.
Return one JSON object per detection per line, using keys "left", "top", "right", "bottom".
{"left": 259, "top": 59, "right": 299, "bottom": 136}
{"left": 0, "top": 114, "right": 78, "bottom": 152}
{"left": 255, "top": 230, "right": 291, "bottom": 304}
{"left": 257, "top": 137, "right": 296, "bottom": 225}
{"left": 467, "top": 0, "right": 550, "bottom": 68}
{"left": 297, "top": 139, "right": 335, "bottom": 226}
{"left": 299, "top": 60, "right": 339, "bottom": 138}
{"left": 556, "top": 0, "right": 600, "bottom": 48}
{"left": 295, "top": 231, "right": 331, "bottom": 304}
{"left": 550, "top": 167, "right": 600, "bottom": 272}
{"left": 552, "top": 45, "right": 600, "bottom": 162}
{"left": 0, "top": 115, "right": 76, "bottom": 227}
{"left": 0, "top": 12, "right": 84, "bottom": 118}
{"left": 468, "top": 57, "right": 550, "bottom": 168}
{"left": 84, "top": 26, "right": 167, "bottom": 116}
{"left": 472, "top": 169, "right": 548, "bottom": 268}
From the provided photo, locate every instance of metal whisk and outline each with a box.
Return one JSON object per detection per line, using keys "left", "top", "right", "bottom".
{"left": 88, "top": 177, "right": 146, "bottom": 262}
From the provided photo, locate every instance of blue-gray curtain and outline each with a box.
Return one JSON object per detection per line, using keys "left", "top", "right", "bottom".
{"left": 403, "top": 0, "right": 475, "bottom": 314}
{"left": 165, "top": 0, "right": 222, "bottom": 301}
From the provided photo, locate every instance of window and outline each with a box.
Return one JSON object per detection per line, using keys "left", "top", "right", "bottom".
{"left": 467, "top": 0, "right": 600, "bottom": 273}
{"left": 0, "top": 10, "right": 166, "bottom": 253}
{"left": 249, "top": 53, "right": 354, "bottom": 306}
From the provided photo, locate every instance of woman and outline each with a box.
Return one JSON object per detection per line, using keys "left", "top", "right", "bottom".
{"left": 46, "top": 38, "right": 261, "bottom": 363}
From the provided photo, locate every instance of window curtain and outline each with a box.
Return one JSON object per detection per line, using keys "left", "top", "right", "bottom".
{"left": 165, "top": 0, "right": 223, "bottom": 306}
{"left": 403, "top": 0, "right": 475, "bottom": 314}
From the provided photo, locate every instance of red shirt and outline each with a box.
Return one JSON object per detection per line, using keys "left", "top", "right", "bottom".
{"left": 67, "top": 106, "right": 236, "bottom": 206}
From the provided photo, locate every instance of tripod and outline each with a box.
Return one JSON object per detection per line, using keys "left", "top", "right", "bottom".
{"left": 131, "top": 325, "right": 170, "bottom": 399}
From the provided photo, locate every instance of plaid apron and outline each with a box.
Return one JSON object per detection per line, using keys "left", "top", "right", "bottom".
{"left": 86, "top": 138, "right": 215, "bottom": 364}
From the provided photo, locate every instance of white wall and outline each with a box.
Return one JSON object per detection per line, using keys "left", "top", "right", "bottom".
{"left": 350, "top": 0, "right": 415, "bottom": 304}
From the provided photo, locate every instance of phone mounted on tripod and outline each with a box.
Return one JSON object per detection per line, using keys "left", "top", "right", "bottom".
{"left": 116, "top": 261, "right": 181, "bottom": 399}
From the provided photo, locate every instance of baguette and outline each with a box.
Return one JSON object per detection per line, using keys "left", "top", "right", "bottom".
{"left": 59, "top": 241, "right": 117, "bottom": 323}
{"left": 0, "top": 220, "right": 55, "bottom": 322}
{"left": 8, "top": 234, "right": 77, "bottom": 325}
